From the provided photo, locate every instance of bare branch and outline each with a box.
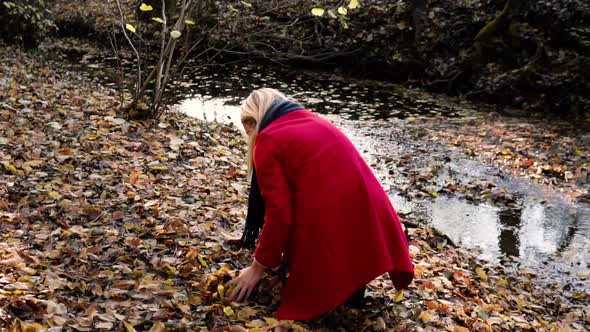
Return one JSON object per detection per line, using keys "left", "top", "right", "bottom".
{"left": 114, "top": 0, "right": 142, "bottom": 96}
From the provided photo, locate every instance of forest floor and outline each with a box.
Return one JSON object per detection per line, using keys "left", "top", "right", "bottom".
{"left": 0, "top": 42, "right": 589, "bottom": 332}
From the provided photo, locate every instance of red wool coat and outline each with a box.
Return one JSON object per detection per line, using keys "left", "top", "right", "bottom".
{"left": 252, "top": 110, "right": 414, "bottom": 320}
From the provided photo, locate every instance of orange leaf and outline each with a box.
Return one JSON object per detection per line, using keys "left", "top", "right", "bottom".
{"left": 129, "top": 172, "right": 139, "bottom": 185}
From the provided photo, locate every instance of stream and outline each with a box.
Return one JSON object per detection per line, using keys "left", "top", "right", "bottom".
{"left": 45, "top": 42, "right": 589, "bottom": 293}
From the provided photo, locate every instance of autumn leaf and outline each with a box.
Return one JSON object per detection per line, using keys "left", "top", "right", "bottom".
{"left": 170, "top": 30, "right": 182, "bottom": 39}
{"left": 223, "top": 306, "right": 235, "bottom": 317}
{"left": 123, "top": 321, "right": 137, "bottom": 332}
{"left": 476, "top": 267, "right": 488, "bottom": 282}
{"left": 125, "top": 24, "right": 136, "bottom": 33}
{"left": 338, "top": 6, "right": 348, "bottom": 15}
{"left": 21, "top": 322, "right": 43, "bottom": 332}
{"left": 152, "top": 17, "right": 163, "bottom": 23}
{"left": 184, "top": 19, "right": 196, "bottom": 25}
{"left": 417, "top": 311, "right": 433, "bottom": 323}
{"left": 129, "top": 172, "right": 139, "bottom": 185}
{"left": 146, "top": 322, "right": 166, "bottom": 332}
{"left": 240, "top": 1, "right": 252, "bottom": 7}
{"left": 348, "top": 0, "right": 359, "bottom": 9}
{"left": 311, "top": 8, "right": 325, "bottom": 17}
{"left": 393, "top": 289, "right": 404, "bottom": 302}
{"left": 139, "top": 3, "right": 153, "bottom": 11}
{"left": 198, "top": 255, "right": 208, "bottom": 267}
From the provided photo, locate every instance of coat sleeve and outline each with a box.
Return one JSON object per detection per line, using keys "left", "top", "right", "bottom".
{"left": 252, "top": 133, "right": 293, "bottom": 269}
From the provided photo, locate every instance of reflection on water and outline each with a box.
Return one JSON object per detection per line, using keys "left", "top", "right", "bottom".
{"left": 178, "top": 95, "right": 242, "bottom": 126}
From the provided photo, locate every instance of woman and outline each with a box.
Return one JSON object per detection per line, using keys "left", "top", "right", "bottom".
{"left": 227, "top": 88, "right": 414, "bottom": 321}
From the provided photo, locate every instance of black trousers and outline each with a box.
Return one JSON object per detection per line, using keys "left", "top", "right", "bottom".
{"left": 343, "top": 286, "right": 366, "bottom": 308}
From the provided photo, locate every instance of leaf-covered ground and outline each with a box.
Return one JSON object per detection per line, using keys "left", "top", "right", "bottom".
{"left": 1, "top": 45, "right": 589, "bottom": 331}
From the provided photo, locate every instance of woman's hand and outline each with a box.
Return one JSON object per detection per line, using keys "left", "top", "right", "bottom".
{"left": 226, "top": 260, "right": 266, "bottom": 302}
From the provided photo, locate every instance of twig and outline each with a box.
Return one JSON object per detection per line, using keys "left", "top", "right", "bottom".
{"left": 114, "top": 0, "right": 142, "bottom": 96}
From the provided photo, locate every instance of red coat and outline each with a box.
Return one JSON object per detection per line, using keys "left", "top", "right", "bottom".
{"left": 253, "top": 110, "right": 414, "bottom": 320}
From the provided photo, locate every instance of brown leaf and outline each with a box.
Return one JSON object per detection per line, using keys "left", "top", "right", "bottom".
{"left": 148, "top": 322, "right": 166, "bottom": 332}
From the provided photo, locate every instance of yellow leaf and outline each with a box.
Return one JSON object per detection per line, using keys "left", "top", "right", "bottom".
{"left": 139, "top": 3, "right": 153, "bottom": 11}
{"left": 228, "top": 4, "right": 239, "bottom": 12}
{"left": 338, "top": 6, "right": 348, "bottom": 15}
{"left": 311, "top": 7, "right": 325, "bottom": 17}
{"left": 152, "top": 17, "right": 164, "bottom": 23}
{"left": 246, "top": 320, "right": 266, "bottom": 328}
{"left": 226, "top": 282, "right": 237, "bottom": 297}
{"left": 240, "top": 1, "right": 252, "bottom": 7}
{"left": 223, "top": 306, "right": 235, "bottom": 317}
{"left": 184, "top": 19, "right": 195, "bottom": 25}
{"left": 417, "top": 311, "right": 433, "bottom": 323}
{"left": 148, "top": 165, "right": 168, "bottom": 171}
{"left": 123, "top": 321, "right": 137, "bottom": 332}
{"left": 263, "top": 317, "right": 279, "bottom": 325}
{"left": 48, "top": 191, "right": 60, "bottom": 200}
{"left": 339, "top": 17, "right": 349, "bottom": 29}
{"left": 348, "top": 0, "right": 359, "bottom": 9}
{"left": 476, "top": 267, "right": 488, "bottom": 282}
{"left": 21, "top": 322, "right": 43, "bottom": 332}
{"left": 454, "top": 327, "right": 470, "bottom": 332}
{"left": 218, "top": 283, "right": 225, "bottom": 298}
{"left": 1, "top": 161, "right": 18, "bottom": 175}
{"left": 125, "top": 24, "right": 136, "bottom": 33}
{"left": 393, "top": 289, "right": 404, "bottom": 302}
{"left": 198, "top": 255, "right": 208, "bottom": 267}
{"left": 495, "top": 278, "right": 508, "bottom": 286}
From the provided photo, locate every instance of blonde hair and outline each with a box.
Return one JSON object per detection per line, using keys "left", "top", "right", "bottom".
{"left": 240, "top": 88, "right": 290, "bottom": 178}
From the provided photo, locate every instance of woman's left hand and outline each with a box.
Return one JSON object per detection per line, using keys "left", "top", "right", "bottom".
{"left": 226, "top": 260, "right": 266, "bottom": 302}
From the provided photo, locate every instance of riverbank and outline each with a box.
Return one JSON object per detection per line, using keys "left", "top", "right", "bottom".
{"left": 1, "top": 43, "right": 589, "bottom": 331}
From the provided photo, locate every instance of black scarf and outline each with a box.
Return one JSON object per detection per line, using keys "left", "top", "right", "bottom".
{"left": 241, "top": 100, "right": 304, "bottom": 249}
